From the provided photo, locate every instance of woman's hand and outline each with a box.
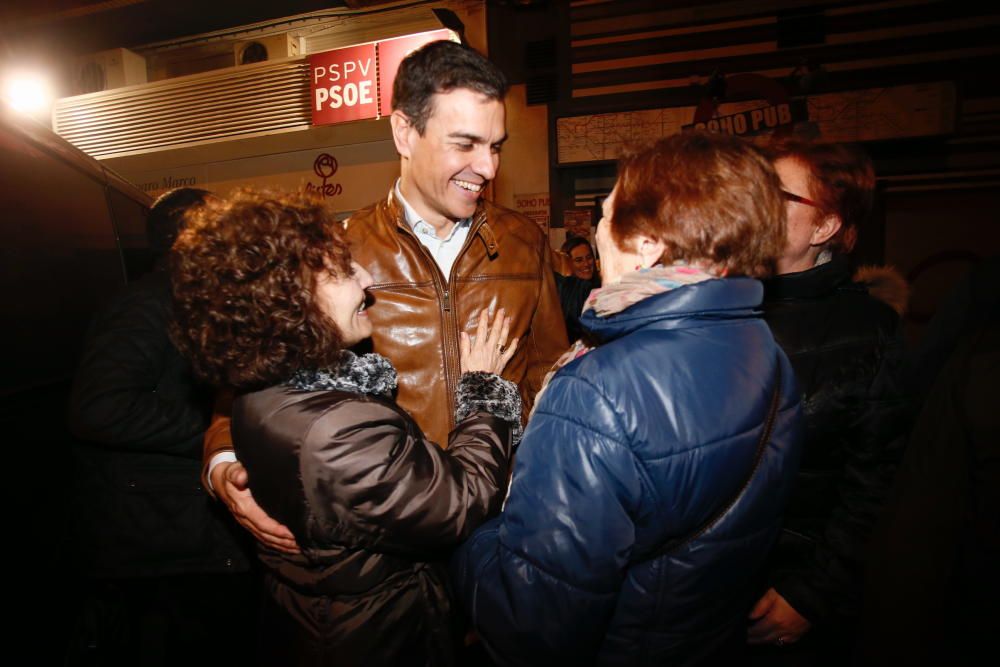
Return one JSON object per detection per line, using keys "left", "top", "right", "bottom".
{"left": 461, "top": 308, "right": 518, "bottom": 375}
{"left": 747, "top": 587, "right": 812, "bottom": 646}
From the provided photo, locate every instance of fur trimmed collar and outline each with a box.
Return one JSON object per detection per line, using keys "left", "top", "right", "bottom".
{"left": 854, "top": 264, "right": 909, "bottom": 316}
{"left": 286, "top": 351, "right": 397, "bottom": 397}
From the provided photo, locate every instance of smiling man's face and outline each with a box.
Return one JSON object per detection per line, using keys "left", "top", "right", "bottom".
{"left": 395, "top": 87, "right": 506, "bottom": 237}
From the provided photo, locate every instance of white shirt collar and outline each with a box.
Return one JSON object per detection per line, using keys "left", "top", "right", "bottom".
{"left": 392, "top": 179, "right": 472, "bottom": 280}
{"left": 394, "top": 179, "right": 470, "bottom": 241}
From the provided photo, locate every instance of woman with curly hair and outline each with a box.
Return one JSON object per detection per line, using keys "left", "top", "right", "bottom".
{"left": 170, "top": 188, "right": 521, "bottom": 666}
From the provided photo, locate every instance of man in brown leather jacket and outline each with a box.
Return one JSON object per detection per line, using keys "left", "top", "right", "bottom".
{"left": 202, "top": 40, "right": 567, "bottom": 551}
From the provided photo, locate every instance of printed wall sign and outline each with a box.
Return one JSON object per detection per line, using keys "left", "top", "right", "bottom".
{"left": 376, "top": 29, "right": 454, "bottom": 117}
{"left": 514, "top": 192, "right": 550, "bottom": 235}
{"left": 309, "top": 29, "right": 456, "bottom": 127}
{"left": 310, "top": 43, "right": 378, "bottom": 125}
{"left": 563, "top": 208, "right": 593, "bottom": 240}
{"left": 685, "top": 73, "right": 800, "bottom": 138}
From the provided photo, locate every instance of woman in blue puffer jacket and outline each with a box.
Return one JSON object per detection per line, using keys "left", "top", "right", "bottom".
{"left": 451, "top": 132, "right": 804, "bottom": 666}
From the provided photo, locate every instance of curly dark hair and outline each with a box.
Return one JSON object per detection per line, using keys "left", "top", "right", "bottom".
{"left": 169, "top": 188, "right": 353, "bottom": 390}
{"left": 392, "top": 39, "right": 507, "bottom": 135}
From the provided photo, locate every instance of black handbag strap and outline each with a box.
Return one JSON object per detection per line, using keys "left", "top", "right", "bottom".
{"left": 644, "top": 357, "right": 783, "bottom": 561}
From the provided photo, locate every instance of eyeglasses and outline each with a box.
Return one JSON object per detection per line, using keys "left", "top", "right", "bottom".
{"left": 782, "top": 190, "right": 820, "bottom": 208}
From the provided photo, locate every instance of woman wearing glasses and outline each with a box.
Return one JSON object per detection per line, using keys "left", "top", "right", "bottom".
{"left": 747, "top": 140, "right": 911, "bottom": 660}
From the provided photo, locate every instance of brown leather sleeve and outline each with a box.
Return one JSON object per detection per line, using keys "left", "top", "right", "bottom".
{"left": 201, "top": 389, "right": 235, "bottom": 498}
{"left": 521, "top": 244, "right": 569, "bottom": 416}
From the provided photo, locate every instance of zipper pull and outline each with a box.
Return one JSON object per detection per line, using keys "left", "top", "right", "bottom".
{"left": 443, "top": 290, "right": 451, "bottom": 312}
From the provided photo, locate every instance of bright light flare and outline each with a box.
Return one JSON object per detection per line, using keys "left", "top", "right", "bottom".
{"left": 3, "top": 72, "right": 53, "bottom": 114}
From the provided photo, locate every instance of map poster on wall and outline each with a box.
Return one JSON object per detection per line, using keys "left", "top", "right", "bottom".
{"left": 513, "top": 192, "right": 550, "bottom": 235}
{"left": 556, "top": 82, "right": 956, "bottom": 164}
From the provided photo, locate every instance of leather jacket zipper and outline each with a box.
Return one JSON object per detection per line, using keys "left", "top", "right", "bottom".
{"left": 442, "top": 210, "right": 491, "bottom": 414}
{"left": 395, "top": 212, "right": 487, "bottom": 429}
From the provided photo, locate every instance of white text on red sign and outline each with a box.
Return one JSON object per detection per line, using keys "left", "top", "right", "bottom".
{"left": 313, "top": 59, "right": 375, "bottom": 111}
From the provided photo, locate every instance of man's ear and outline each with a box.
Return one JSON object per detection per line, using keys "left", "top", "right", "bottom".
{"left": 390, "top": 110, "right": 413, "bottom": 158}
{"left": 811, "top": 214, "right": 842, "bottom": 247}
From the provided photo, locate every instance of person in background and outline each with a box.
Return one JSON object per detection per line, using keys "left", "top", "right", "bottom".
{"left": 747, "top": 140, "right": 911, "bottom": 662}
{"left": 857, "top": 258, "right": 999, "bottom": 666}
{"left": 67, "top": 188, "right": 255, "bottom": 666}
{"left": 170, "top": 188, "right": 521, "bottom": 666}
{"left": 452, "top": 131, "right": 803, "bottom": 666}
{"left": 554, "top": 236, "right": 601, "bottom": 341}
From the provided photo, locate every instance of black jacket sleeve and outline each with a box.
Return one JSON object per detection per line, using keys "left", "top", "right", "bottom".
{"left": 68, "top": 272, "right": 210, "bottom": 456}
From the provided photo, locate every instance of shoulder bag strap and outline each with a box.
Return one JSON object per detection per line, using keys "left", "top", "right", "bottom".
{"left": 644, "top": 356, "right": 783, "bottom": 561}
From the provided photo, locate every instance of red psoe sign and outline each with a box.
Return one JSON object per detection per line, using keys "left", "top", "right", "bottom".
{"left": 376, "top": 29, "right": 456, "bottom": 117}
{"left": 310, "top": 43, "right": 378, "bottom": 125}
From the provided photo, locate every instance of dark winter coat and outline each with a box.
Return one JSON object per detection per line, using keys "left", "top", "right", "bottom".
{"left": 554, "top": 272, "right": 600, "bottom": 342}
{"left": 452, "top": 277, "right": 803, "bottom": 666}
{"left": 232, "top": 360, "right": 519, "bottom": 667}
{"left": 761, "top": 255, "right": 910, "bottom": 630}
{"left": 69, "top": 269, "right": 251, "bottom": 578}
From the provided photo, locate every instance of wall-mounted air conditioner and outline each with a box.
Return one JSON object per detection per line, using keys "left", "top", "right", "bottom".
{"left": 73, "top": 48, "right": 147, "bottom": 94}
{"left": 234, "top": 34, "right": 301, "bottom": 66}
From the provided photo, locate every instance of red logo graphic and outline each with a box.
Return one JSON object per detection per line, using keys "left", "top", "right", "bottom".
{"left": 306, "top": 153, "right": 343, "bottom": 198}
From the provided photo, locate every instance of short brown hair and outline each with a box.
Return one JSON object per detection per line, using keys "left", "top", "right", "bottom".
{"left": 169, "top": 188, "right": 353, "bottom": 390}
{"left": 769, "top": 139, "right": 875, "bottom": 254}
{"left": 611, "top": 131, "right": 786, "bottom": 277}
{"left": 392, "top": 40, "right": 507, "bottom": 135}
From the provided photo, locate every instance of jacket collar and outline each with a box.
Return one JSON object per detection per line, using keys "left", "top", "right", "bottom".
{"left": 580, "top": 277, "right": 763, "bottom": 343}
{"left": 286, "top": 352, "right": 397, "bottom": 397}
{"left": 385, "top": 187, "right": 497, "bottom": 258}
{"left": 763, "top": 254, "right": 861, "bottom": 301}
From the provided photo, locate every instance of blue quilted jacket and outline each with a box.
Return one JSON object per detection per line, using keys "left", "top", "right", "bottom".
{"left": 451, "top": 277, "right": 803, "bottom": 666}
